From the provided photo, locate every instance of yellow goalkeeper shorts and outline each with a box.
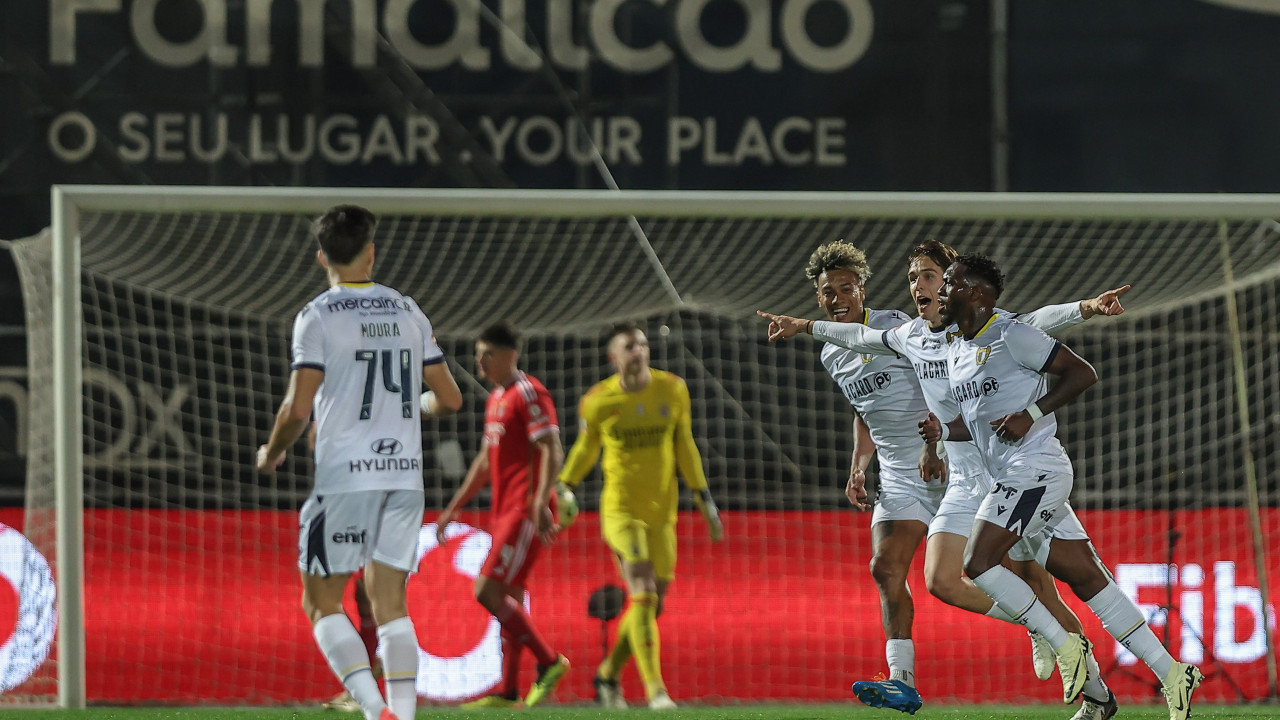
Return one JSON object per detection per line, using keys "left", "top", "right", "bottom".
{"left": 602, "top": 513, "right": 677, "bottom": 581}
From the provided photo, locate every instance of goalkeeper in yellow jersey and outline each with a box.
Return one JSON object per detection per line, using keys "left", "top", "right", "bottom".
{"left": 557, "top": 321, "right": 723, "bottom": 710}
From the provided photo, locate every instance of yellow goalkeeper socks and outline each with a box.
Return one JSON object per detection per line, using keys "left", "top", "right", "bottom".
{"left": 598, "top": 619, "right": 633, "bottom": 682}
{"left": 626, "top": 593, "right": 665, "bottom": 698}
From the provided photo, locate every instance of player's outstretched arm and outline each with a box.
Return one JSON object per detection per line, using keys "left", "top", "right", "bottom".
{"left": 436, "top": 445, "right": 491, "bottom": 545}
{"left": 757, "top": 309, "right": 898, "bottom": 356}
{"left": 758, "top": 309, "right": 898, "bottom": 356}
{"left": 1080, "top": 285, "right": 1131, "bottom": 319}
{"left": 756, "top": 310, "right": 814, "bottom": 342}
{"left": 257, "top": 368, "right": 323, "bottom": 475}
{"left": 421, "top": 362, "right": 463, "bottom": 417}
{"left": 1021, "top": 285, "right": 1131, "bottom": 335}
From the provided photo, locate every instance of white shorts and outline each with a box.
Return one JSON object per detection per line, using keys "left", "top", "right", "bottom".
{"left": 1008, "top": 502, "right": 1091, "bottom": 564}
{"left": 871, "top": 468, "right": 946, "bottom": 528}
{"left": 974, "top": 463, "right": 1072, "bottom": 542}
{"left": 927, "top": 457, "right": 989, "bottom": 539}
{"left": 298, "top": 489, "right": 425, "bottom": 577}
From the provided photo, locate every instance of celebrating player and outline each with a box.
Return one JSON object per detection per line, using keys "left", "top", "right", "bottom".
{"left": 558, "top": 322, "right": 724, "bottom": 710}
{"left": 919, "top": 254, "right": 1202, "bottom": 720}
{"left": 435, "top": 323, "right": 570, "bottom": 708}
{"left": 257, "top": 205, "right": 463, "bottom": 720}
{"left": 758, "top": 239, "right": 1129, "bottom": 719}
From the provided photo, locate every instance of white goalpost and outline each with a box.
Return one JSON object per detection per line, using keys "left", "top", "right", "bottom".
{"left": 10, "top": 186, "right": 1280, "bottom": 707}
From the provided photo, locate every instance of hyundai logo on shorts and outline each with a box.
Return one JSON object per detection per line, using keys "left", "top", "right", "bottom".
{"left": 372, "top": 438, "right": 403, "bottom": 455}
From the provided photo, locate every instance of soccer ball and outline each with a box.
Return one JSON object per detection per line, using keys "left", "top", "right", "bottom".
{"left": 556, "top": 484, "right": 579, "bottom": 529}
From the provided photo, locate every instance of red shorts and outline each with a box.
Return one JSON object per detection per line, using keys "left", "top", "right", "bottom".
{"left": 480, "top": 512, "right": 543, "bottom": 587}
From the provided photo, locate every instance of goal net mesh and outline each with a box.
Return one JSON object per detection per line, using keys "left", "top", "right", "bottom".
{"left": 7, "top": 197, "right": 1279, "bottom": 704}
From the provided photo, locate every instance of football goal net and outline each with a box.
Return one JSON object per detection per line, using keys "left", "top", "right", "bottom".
{"left": 6, "top": 187, "right": 1278, "bottom": 706}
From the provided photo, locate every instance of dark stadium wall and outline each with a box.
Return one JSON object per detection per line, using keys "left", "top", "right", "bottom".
{"left": 1009, "top": 0, "right": 1280, "bottom": 192}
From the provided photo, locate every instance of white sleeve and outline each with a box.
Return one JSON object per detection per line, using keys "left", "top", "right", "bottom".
{"left": 406, "top": 296, "right": 445, "bottom": 366}
{"left": 881, "top": 322, "right": 911, "bottom": 356}
{"left": 1017, "top": 301, "right": 1084, "bottom": 335}
{"left": 291, "top": 304, "right": 325, "bottom": 371}
{"left": 1005, "top": 321, "right": 1061, "bottom": 373}
{"left": 812, "top": 320, "right": 894, "bottom": 355}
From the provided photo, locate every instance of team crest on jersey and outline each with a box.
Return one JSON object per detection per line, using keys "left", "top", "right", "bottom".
{"left": 860, "top": 353, "right": 874, "bottom": 364}
{"left": 635, "top": 403, "right": 644, "bottom": 416}
{"left": 975, "top": 347, "right": 991, "bottom": 365}
{"left": 660, "top": 405, "right": 670, "bottom": 418}
{"left": 529, "top": 405, "right": 542, "bottom": 418}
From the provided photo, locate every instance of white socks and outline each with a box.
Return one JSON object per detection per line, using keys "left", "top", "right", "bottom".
{"left": 378, "top": 617, "right": 420, "bottom": 720}
{"left": 971, "top": 565, "right": 1070, "bottom": 650}
{"left": 1086, "top": 580, "right": 1174, "bottom": 679}
{"left": 313, "top": 614, "right": 387, "bottom": 720}
{"left": 886, "top": 639, "right": 915, "bottom": 687}
{"left": 983, "top": 600, "right": 1016, "bottom": 624}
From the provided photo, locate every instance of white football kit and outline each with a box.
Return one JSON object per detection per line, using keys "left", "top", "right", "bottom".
{"left": 290, "top": 282, "right": 445, "bottom": 575}
{"left": 946, "top": 315, "right": 1076, "bottom": 547}
{"left": 815, "top": 302, "right": 1089, "bottom": 557}
{"left": 820, "top": 308, "right": 943, "bottom": 526}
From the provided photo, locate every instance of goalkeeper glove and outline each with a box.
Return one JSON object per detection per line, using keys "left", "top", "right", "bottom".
{"left": 556, "top": 482, "right": 579, "bottom": 529}
{"left": 692, "top": 489, "right": 723, "bottom": 542}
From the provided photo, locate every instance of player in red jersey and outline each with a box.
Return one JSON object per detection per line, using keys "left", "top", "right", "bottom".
{"left": 435, "top": 323, "right": 570, "bottom": 708}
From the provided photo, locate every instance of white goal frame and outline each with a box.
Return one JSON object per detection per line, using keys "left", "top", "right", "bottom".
{"left": 48, "top": 185, "right": 1280, "bottom": 707}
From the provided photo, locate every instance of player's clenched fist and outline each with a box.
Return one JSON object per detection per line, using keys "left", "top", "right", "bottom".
{"left": 918, "top": 412, "right": 943, "bottom": 443}
{"left": 846, "top": 468, "right": 871, "bottom": 511}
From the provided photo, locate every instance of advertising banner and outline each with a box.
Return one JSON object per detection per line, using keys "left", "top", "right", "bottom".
{"left": 0, "top": 2, "right": 993, "bottom": 234}
{"left": 0, "top": 508, "right": 1274, "bottom": 704}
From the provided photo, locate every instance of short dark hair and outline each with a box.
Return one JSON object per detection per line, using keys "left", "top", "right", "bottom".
{"left": 478, "top": 322, "right": 520, "bottom": 351}
{"left": 908, "top": 239, "right": 957, "bottom": 273}
{"left": 805, "top": 240, "right": 872, "bottom": 288}
{"left": 312, "top": 205, "right": 376, "bottom": 265}
{"left": 604, "top": 321, "right": 642, "bottom": 347}
{"left": 955, "top": 253, "right": 1005, "bottom": 298}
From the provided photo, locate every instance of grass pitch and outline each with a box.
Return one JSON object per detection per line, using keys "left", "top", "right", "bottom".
{"left": 0, "top": 704, "right": 1276, "bottom": 720}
